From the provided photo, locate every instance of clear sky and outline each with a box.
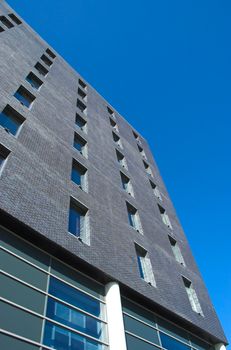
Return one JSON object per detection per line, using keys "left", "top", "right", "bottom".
{"left": 7, "top": 0, "right": 230, "bottom": 345}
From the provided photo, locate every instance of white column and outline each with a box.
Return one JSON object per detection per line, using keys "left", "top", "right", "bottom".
{"left": 105, "top": 282, "right": 127, "bottom": 350}
{"left": 215, "top": 344, "right": 226, "bottom": 350}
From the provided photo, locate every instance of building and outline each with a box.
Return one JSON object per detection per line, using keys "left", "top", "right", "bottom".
{"left": 0, "top": 1, "right": 227, "bottom": 350}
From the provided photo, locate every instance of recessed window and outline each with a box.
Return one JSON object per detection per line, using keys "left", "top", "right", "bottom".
{"left": 135, "top": 244, "right": 156, "bottom": 286}
{"left": 0, "top": 16, "right": 14, "bottom": 28}
{"left": 73, "top": 133, "right": 87, "bottom": 158}
{"left": 46, "top": 48, "right": 56, "bottom": 59}
{"left": 112, "top": 131, "right": 123, "bottom": 149}
{"left": 79, "top": 79, "right": 87, "bottom": 90}
{"left": 14, "top": 86, "right": 35, "bottom": 108}
{"left": 182, "top": 277, "right": 203, "bottom": 315}
{"left": 143, "top": 160, "right": 153, "bottom": 177}
{"left": 138, "top": 144, "right": 147, "bottom": 159}
{"left": 75, "top": 113, "right": 87, "bottom": 133}
{"left": 133, "top": 131, "right": 140, "bottom": 141}
{"left": 34, "top": 62, "right": 48, "bottom": 76}
{"left": 41, "top": 54, "right": 53, "bottom": 67}
{"left": 107, "top": 106, "right": 115, "bottom": 117}
{"left": 77, "top": 99, "right": 87, "bottom": 115}
{"left": 109, "top": 117, "right": 118, "bottom": 132}
{"left": 150, "top": 180, "right": 162, "bottom": 201}
{"left": 0, "top": 105, "right": 25, "bottom": 136}
{"left": 26, "top": 72, "right": 43, "bottom": 90}
{"left": 0, "top": 26, "right": 4, "bottom": 33}
{"left": 8, "top": 13, "right": 22, "bottom": 25}
{"left": 126, "top": 202, "right": 143, "bottom": 233}
{"left": 120, "top": 172, "right": 134, "bottom": 197}
{"left": 169, "top": 236, "right": 185, "bottom": 266}
{"left": 158, "top": 204, "right": 172, "bottom": 229}
{"left": 71, "top": 159, "right": 88, "bottom": 192}
{"left": 78, "top": 87, "right": 87, "bottom": 101}
{"left": 116, "top": 149, "right": 127, "bottom": 169}
{"left": 68, "top": 198, "right": 90, "bottom": 244}
{"left": 0, "top": 144, "right": 10, "bottom": 175}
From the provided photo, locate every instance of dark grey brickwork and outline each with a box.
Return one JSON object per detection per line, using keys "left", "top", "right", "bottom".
{"left": 0, "top": 0, "right": 227, "bottom": 345}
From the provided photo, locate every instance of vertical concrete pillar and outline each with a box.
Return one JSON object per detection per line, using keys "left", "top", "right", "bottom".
{"left": 105, "top": 282, "right": 127, "bottom": 350}
{"left": 215, "top": 344, "right": 226, "bottom": 350}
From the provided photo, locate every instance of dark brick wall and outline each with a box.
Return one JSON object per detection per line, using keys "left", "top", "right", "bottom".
{"left": 0, "top": 1, "right": 226, "bottom": 343}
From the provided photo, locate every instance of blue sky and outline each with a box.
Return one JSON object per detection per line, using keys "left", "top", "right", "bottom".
{"left": 8, "top": 0, "right": 230, "bottom": 344}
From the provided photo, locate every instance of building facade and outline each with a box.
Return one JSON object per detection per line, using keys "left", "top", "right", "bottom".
{"left": 0, "top": 1, "right": 227, "bottom": 350}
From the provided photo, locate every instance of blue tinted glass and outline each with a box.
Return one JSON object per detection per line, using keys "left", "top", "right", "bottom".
{"left": 121, "top": 177, "right": 128, "bottom": 190}
{"left": 76, "top": 117, "right": 85, "bottom": 128}
{"left": 26, "top": 76, "right": 40, "bottom": 89}
{"left": 74, "top": 140, "right": 82, "bottom": 152}
{"left": 128, "top": 211, "right": 134, "bottom": 227}
{"left": 160, "top": 333, "right": 190, "bottom": 350}
{"left": 68, "top": 207, "right": 81, "bottom": 236}
{"left": 122, "top": 180, "right": 127, "bottom": 190}
{"left": 46, "top": 298, "right": 104, "bottom": 340}
{"left": 0, "top": 155, "right": 4, "bottom": 167}
{"left": 14, "top": 92, "right": 31, "bottom": 108}
{"left": 43, "top": 321, "right": 103, "bottom": 350}
{"left": 137, "top": 255, "right": 144, "bottom": 279}
{"left": 71, "top": 167, "right": 81, "bottom": 186}
{"left": 0, "top": 112, "right": 20, "bottom": 135}
{"left": 49, "top": 277, "right": 101, "bottom": 318}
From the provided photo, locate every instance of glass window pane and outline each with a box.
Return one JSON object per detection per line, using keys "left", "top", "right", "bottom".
{"left": 160, "top": 333, "right": 190, "bottom": 350}
{"left": 126, "top": 334, "right": 159, "bottom": 350}
{"left": 124, "top": 315, "right": 160, "bottom": 345}
{"left": 0, "top": 273, "right": 45, "bottom": 314}
{"left": 0, "top": 154, "right": 5, "bottom": 167}
{"left": 76, "top": 119, "right": 84, "bottom": 128}
{"left": 0, "top": 333, "right": 39, "bottom": 350}
{"left": 128, "top": 212, "right": 133, "bottom": 227}
{"left": 43, "top": 321, "right": 105, "bottom": 350}
{"left": 0, "top": 300, "right": 43, "bottom": 342}
{"left": 71, "top": 167, "right": 81, "bottom": 186}
{"left": 68, "top": 207, "right": 81, "bottom": 236}
{"left": 74, "top": 138, "right": 83, "bottom": 152}
{"left": 50, "top": 259, "right": 105, "bottom": 300}
{"left": 0, "top": 226, "right": 50, "bottom": 270}
{"left": 190, "top": 335, "right": 211, "bottom": 350}
{"left": 14, "top": 91, "right": 31, "bottom": 107}
{"left": 122, "top": 298, "right": 156, "bottom": 328}
{"left": 0, "top": 249, "right": 48, "bottom": 290}
{"left": 137, "top": 255, "right": 145, "bottom": 279}
{"left": 26, "top": 74, "right": 42, "bottom": 89}
{"left": 49, "top": 277, "right": 102, "bottom": 318}
{"left": 46, "top": 298, "right": 105, "bottom": 340}
{"left": 0, "top": 111, "right": 21, "bottom": 135}
{"left": 157, "top": 317, "right": 190, "bottom": 344}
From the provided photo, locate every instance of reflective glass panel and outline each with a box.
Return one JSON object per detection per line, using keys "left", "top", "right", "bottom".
{"left": 74, "top": 138, "right": 83, "bottom": 152}
{"left": 71, "top": 167, "right": 81, "bottom": 186}
{"left": 76, "top": 116, "right": 85, "bottom": 129}
{"left": 124, "top": 314, "right": 160, "bottom": 345}
{"left": 47, "top": 298, "right": 104, "bottom": 340}
{"left": 160, "top": 333, "right": 190, "bottom": 350}
{"left": 49, "top": 277, "right": 102, "bottom": 318}
{"left": 126, "top": 334, "right": 159, "bottom": 350}
{"left": 0, "top": 154, "right": 5, "bottom": 168}
{"left": 0, "top": 111, "right": 21, "bottom": 135}
{"left": 137, "top": 255, "right": 145, "bottom": 279}
{"left": 128, "top": 211, "right": 134, "bottom": 227}
{"left": 26, "top": 73, "right": 42, "bottom": 89}
{"left": 68, "top": 206, "right": 81, "bottom": 236}
{"left": 43, "top": 321, "right": 104, "bottom": 350}
{"left": 14, "top": 91, "right": 31, "bottom": 108}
